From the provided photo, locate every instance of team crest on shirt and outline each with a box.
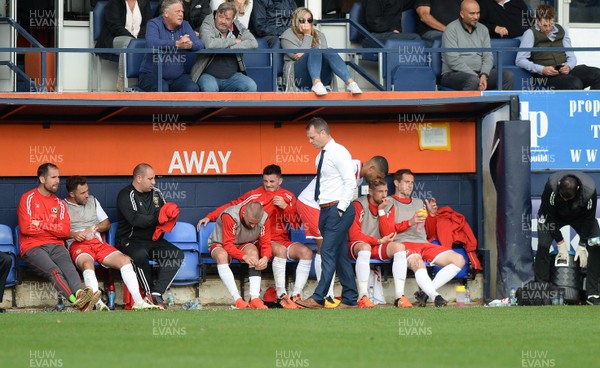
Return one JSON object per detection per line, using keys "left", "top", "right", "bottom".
{"left": 75, "top": 249, "right": 82, "bottom": 255}
{"left": 51, "top": 207, "right": 58, "bottom": 214}
{"left": 153, "top": 196, "right": 160, "bottom": 208}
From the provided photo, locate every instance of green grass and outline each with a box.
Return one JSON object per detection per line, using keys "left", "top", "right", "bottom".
{"left": 1, "top": 306, "right": 596, "bottom": 368}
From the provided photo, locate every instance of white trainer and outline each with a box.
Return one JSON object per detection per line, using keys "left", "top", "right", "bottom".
{"left": 311, "top": 82, "right": 328, "bottom": 96}
{"left": 346, "top": 81, "right": 362, "bottom": 94}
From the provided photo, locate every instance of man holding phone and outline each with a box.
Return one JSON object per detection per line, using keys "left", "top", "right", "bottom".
{"left": 516, "top": 4, "right": 600, "bottom": 90}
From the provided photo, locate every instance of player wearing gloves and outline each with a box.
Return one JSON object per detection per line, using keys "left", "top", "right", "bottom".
{"left": 535, "top": 171, "right": 600, "bottom": 305}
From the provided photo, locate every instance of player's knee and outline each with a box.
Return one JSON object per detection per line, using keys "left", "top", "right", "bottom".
{"left": 356, "top": 243, "right": 370, "bottom": 253}
{"left": 299, "top": 245, "right": 313, "bottom": 260}
{"left": 212, "top": 250, "right": 228, "bottom": 264}
{"left": 77, "top": 257, "right": 95, "bottom": 270}
{"left": 453, "top": 253, "right": 466, "bottom": 268}
{"left": 388, "top": 242, "right": 405, "bottom": 253}
{"left": 408, "top": 256, "right": 425, "bottom": 270}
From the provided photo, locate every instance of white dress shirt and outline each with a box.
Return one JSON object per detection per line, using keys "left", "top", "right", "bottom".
{"left": 125, "top": 1, "right": 142, "bottom": 38}
{"left": 298, "top": 160, "right": 363, "bottom": 209}
{"left": 314, "top": 139, "right": 357, "bottom": 212}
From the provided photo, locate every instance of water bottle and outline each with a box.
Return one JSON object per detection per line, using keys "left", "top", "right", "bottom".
{"left": 509, "top": 287, "right": 517, "bottom": 306}
{"left": 465, "top": 285, "right": 471, "bottom": 305}
{"left": 55, "top": 296, "right": 65, "bottom": 312}
{"left": 368, "top": 285, "right": 375, "bottom": 303}
{"left": 455, "top": 285, "right": 466, "bottom": 307}
{"left": 107, "top": 283, "right": 116, "bottom": 310}
{"left": 166, "top": 291, "right": 175, "bottom": 307}
{"left": 558, "top": 288, "right": 564, "bottom": 305}
{"left": 182, "top": 298, "right": 202, "bottom": 310}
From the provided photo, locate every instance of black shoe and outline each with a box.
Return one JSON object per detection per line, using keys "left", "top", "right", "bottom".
{"left": 414, "top": 290, "right": 428, "bottom": 307}
{"left": 587, "top": 295, "right": 600, "bottom": 305}
{"left": 149, "top": 294, "right": 167, "bottom": 309}
{"left": 434, "top": 295, "right": 447, "bottom": 307}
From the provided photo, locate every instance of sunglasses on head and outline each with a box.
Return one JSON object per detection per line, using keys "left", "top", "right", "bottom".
{"left": 298, "top": 18, "right": 313, "bottom": 24}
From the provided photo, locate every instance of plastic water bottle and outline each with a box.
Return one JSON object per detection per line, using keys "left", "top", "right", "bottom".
{"left": 509, "top": 287, "right": 517, "bottom": 306}
{"left": 107, "top": 283, "right": 116, "bottom": 310}
{"left": 558, "top": 288, "right": 564, "bottom": 305}
{"left": 55, "top": 296, "right": 65, "bottom": 312}
{"left": 465, "top": 285, "right": 471, "bottom": 305}
{"left": 182, "top": 298, "right": 202, "bottom": 310}
{"left": 166, "top": 291, "right": 175, "bottom": 307}
{"left": 368, "top": 285, "right": 375, "bottom": 303}
{"left": 455, "top": 285, "right": 466, "bottom": 307}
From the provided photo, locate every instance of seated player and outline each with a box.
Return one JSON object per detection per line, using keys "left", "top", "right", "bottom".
{"left": 348, "top": 179, "right": 412, "bottom": 308}
{"left": 17, "top": 163, "right": 95, "bottom": 312}
{"left": 389, "top": 169, "right": 466, "bottom": 307}
{"left": 64, "top": 176, "right": 158, "bottom": 311}
{"left": 208, "top": 202, "right": 271, "bottom": 309}
{"left": 296, "top": 156, "right": 389, "bottom": 308}
{"left": 198, "top": 164, "right": 312, "bottom": 309}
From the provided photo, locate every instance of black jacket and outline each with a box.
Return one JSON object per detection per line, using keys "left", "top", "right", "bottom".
{"left": 95, "top": 0, "right": 153, "bottom": 50}
{"left": 477, "top": 0, "right": 531, "bottom": 38}
{"left": 363, "top": 0, "right": 414, "bottom": 33}
{"left": 116, "top": 184, "right": 165, "bottom": 246}
{"left": 250, "top": 0, "right": 297, "bottom": 38}
{"left": 184, "top": 0, "right": 212, "bottom": 31}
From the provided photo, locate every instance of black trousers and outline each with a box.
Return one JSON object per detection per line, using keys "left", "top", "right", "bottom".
{"left": 118, "top": 238, "right": 183, "bottom": 296}
{"left": 535, "top": 215, "right": 600, "bottom": 296}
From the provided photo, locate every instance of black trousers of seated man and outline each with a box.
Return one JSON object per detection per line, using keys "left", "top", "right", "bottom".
{"left": 117, "top": 238, "right": 183, "bottom": 296}
{"left": 535, "top": 215, "right": 600, "bottom": 298}
{"left": 532, "top": 65, "right": 600, "bottom": 90}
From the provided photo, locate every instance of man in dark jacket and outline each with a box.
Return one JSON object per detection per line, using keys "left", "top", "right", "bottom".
{"left": 535, "top": 170, "right": 600, "bottom": 305}
{"left": 181, "top": 0, "right": 212, "bottom": 33}
{"left": 116, "top": 163, "right": 183, "bottom": 309}
{"left": 250, "top": 0, "right": 297, "bottom": 47}
{"left": 477, "top": 0, "right": 531, "bottom": 38}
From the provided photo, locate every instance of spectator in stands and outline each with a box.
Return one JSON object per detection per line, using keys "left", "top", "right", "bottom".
{"left": 477, "top": 0, "right": 531, "bottom": 39}
{"left": 441, "top": 0, "right": 514, "bottom": 91}
{"left": 250, "top": 0, "right": 297, "bottom": 47}
{"left": 295, "top": 117, "right": 359, "bottom": 309}
{"left": 197, "top": 164, "right": 312, "bottom": 309}
{"left": 516, "top": 4, "right": 600, "bottom": 90}
{"left": 362, "top": 0, "right": 420, "bottom": 48}
{"left": 0, "top": 252, "right": 11, "bottom": 313}
{"left": 208, "top": 202, "right": 271, "bottom": 309}
{"left": 115, "top": 163, "right": 184, "bottom": 309}
{"left": 210, "top": 0, "right": 253, "bottom": 28}
{"left": 17, "top": 163, "right": 96, "bottom": 312}
{"left": 296, "top": 155, "right": 389, "bottom": 307}
{"left": 280, "top": 7, "right": 362, "bottom": 96}
{"left": 95, "top": 0, "right": 153, "bottom": 91}
{"left": 180, "top": 0, "right": 212, "bottom": 34}
{"left": 64, "top": 176, "right": 158, "bottom": 311}
{"left": 390, "top": 169, "right": 466, "bottom": 307}
{"left": 535, "top": 171, "right": 600, "bottom": 306}
{"left": 138, "top": 0, "right": 202, "bottom": 92}
{"left": 190, "top": 2, "right": 258, "bottom": 92}
{"left": 415, "top": 0, "right": 462, "bottom": 45}
{"left": 348, "top": 179, "right": 413, "bottom": 309}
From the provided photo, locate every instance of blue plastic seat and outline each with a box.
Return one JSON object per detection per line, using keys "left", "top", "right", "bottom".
{"left": 245, "top": 37, "right": 275, "bottom": 92}
{"left": 163, "top": 222, "right": 201, "bottom": 286}
{"left": 385, "top": 39, "right": 436, "bottom": 91}
{"left": 0, "top": 224, "right": 18, "bottom": 287}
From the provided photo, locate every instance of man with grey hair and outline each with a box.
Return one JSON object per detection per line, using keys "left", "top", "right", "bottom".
{"left": 190, "top": 2, "right": 258, "bottom": 92}
{"left": 139, "top": 0, "right": 202, "bottom": 92}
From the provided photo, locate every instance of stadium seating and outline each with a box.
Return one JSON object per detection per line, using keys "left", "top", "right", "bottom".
{"left": 386, "top": 39, "right": 436, "bottom": 91}
{"left": 150, "top": 0, "right": 160, "bottom": 17}
{"left": 162, "top": 222, "right": 202, "bottom": 288}
{"left": 89, "top": 0, "right": 119, "bottom": 92}
{"left": 0, "top": 224, "right": 18, "bottom": 288}
{"left": 244, "top": 37, "right": 276, "bottom": 92}
{"left": 490, "top": 38, "right": 532, "bottom": 90}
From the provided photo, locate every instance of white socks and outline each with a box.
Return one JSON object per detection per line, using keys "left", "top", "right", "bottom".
{"left": 272, "top": 257, "right": 287, "bottom": 296}
{"left": 217, "top": 264, "right": 241, "bottom": 302}
{"left": 355, "top": 250, "right": 371, "bottom": 297}
{"left": 315, "top": 253, "right": 336, "bottom": 297}
{"left": 248, "top": 269, "right": 261, "bottom": 300}
{"left": 432, "top": 264, "right": 462, "bottom": 290}
{"left": 392, "top": 251, "right": 407, "bottom": 299}
{"left": 415, "top": 268, "right": 439, "bottom": 299}
{"left": 292, "top": 259, "right": 312, "bottom": 297}
{"left": 121, "top": 263, "right": 143, "bottom": 305}
{"left": 82, "top": 269, "right": 98, "bottom": 292}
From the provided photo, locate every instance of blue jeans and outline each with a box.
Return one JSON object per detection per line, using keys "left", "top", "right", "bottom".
{"left": 294, "top": 52, "right": 352, "bottom": 89}
{"left": 138, "top": 72, "right": 199, "bottom": 92}
{"left": 198, "top": 72, "right": 257, "bottom": 92}
{"left": 311, "top": 204, "right": 358, "bottom": 306}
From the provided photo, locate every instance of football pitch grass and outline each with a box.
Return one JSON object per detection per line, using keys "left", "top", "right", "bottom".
{"left": 2, "top": 306, "right": 596, "bottom": 368}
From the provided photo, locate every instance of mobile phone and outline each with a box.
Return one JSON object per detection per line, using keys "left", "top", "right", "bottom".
{"left": 554, "top": 65, "right": 562, "bottom": 71}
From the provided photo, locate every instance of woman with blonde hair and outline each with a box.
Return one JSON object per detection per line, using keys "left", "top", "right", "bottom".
{"left": 280, "top": 7, "right": 362, "bottom": 95}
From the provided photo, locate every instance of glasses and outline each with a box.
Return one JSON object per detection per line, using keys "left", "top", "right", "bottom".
{"left": 298, "top": 18, "right": 313, "bottom": 24}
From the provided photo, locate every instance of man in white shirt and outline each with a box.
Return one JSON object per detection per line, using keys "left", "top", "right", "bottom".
{"left": 295, "top": 117, "right": 359, "bottom": 309}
